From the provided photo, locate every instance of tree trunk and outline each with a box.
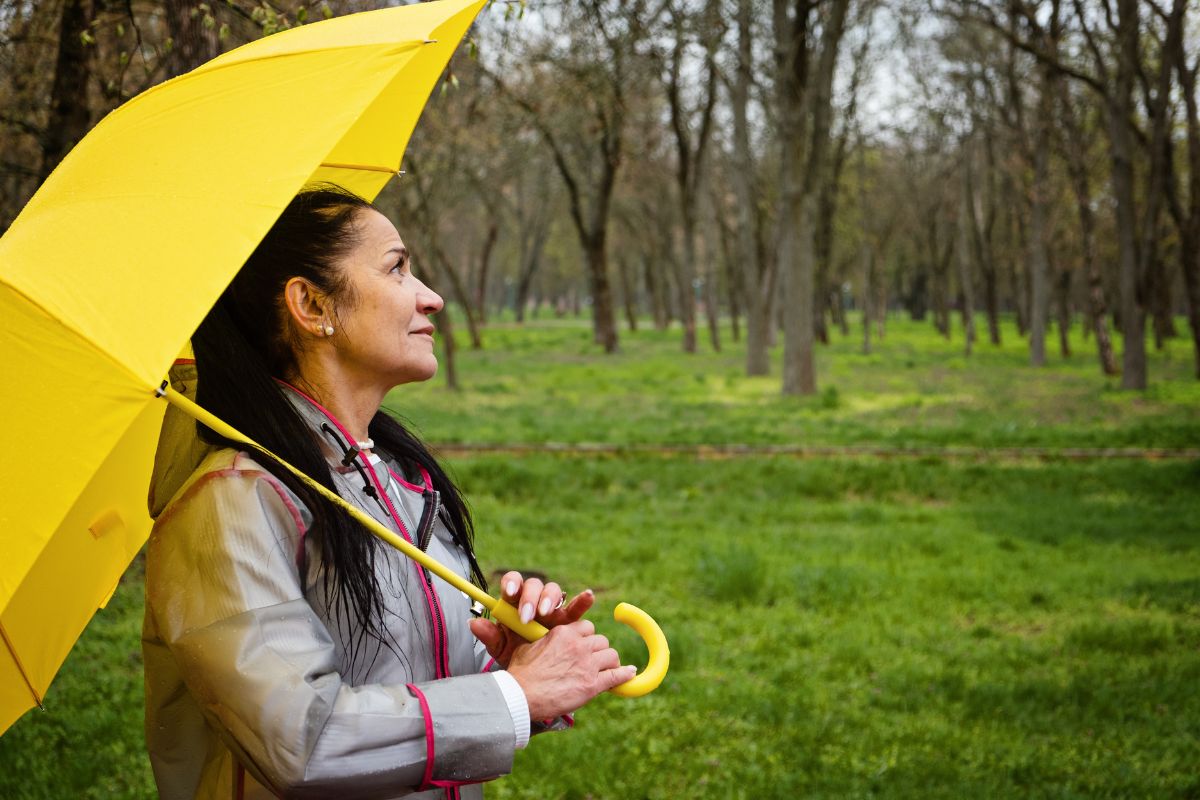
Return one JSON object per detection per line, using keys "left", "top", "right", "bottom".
{"left": 644, "top": 255, "right": 669, "bottom": 330}
{"left": 958, "top": 163, "right": 977, "bottom": 356}
{"left": 860, "top": 241, "right": 873, "bottom": 355}
{"left": 1141, "top": 2, "right": 1183, "bottom": 355}
{"left": 699, "top": 211, "right": 721, "bottom": 351}
{"left": 929, "top": 218, "right": 951, "bottom": 338}
{"left": 782, "top": 191, "right": 819, "bottom": 394}
{"left": 735, "top": 0, "right": 770, "bottom": 374}
{"left": 163, "top": 0, "right": 218, "bottom": 77}
{"left": 587, "top": 235, "right": 618, "bottom": 352}
{"left": 1171, "top": 3, "right": 1200, "bottom": 379}
{"left": 1111, "top": 0, "right": 1146, "bottom": 390}
{"left": 618, "top": 256, "right": 638, "bottom": 333}
{"left": 1055, "top": 262, "right": 1072, "bottom": 358}
{"left": 776, "top": 0, "right": 849, "bottom": 396}
{"left": 833, "top": 275, "right": 850, "bottom": 336}
{"left": 715, "top": 203, "right": 743, "bottom": 343}
{"left": 1056, "top": 79, "right": 1118, "bottom": 375}
{"left": 728, "top": 274, "right": 742, "bottom": 342}
{"left": 874, "top": 278, "right": 887, "bottom": 341}
{"left": 968, "top": 135, "right": 1001, "bottom": 345}
{"left": 704, "top": 276, "right": 721, "bottom": 351}
{"left": 39, "top": 0, "right": 95, "bottom": 185}
{"left": 1150, "top": 248, "right": 1176, "bottom": 351}
{"left": 437, "top": 251, "right": 483, "bottom": 350}
{"left": 432, "top": 303, "right": 459, "bottom": 391}
{"left": 473, "top": 222, "right": 498, "bottom": 325}
{"left": 513, "top": 223, "right": 547, "bottom": 324}
{"left": 676, "top": 221, "right": 699, "bottom": 353}
{"left": 857, "top": 140, "right": 874, "bottom": 355}
{"left": 1008, "top": 179, "right": 1030, "bottom": 336}
{"left": 1028, "top": 108, "right": 1051, "bottom": 367}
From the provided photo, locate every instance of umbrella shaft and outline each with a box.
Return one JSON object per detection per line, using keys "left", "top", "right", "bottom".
{"left": 159, "top": 385, "right": 549, "bottom": 641}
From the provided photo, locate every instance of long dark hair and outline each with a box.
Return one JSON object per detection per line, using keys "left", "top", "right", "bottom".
{"left": 191, "top": 185, "right": 484, "bottom": 665}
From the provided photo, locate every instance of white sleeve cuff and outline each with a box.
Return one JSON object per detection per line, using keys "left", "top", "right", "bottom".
{"left": 490, "top": 670, "right": 531, "bottom": 750}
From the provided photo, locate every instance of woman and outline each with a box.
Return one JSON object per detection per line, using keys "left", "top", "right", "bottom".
{"left": 142, "top": 186, "right": 634, "bottom": 800}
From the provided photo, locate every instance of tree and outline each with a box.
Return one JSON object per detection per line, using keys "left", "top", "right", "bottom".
{"left": 483, "top": 1, "right": 662, "bottom": 353}
{"left": 773, "top": 0, "right": 852, "bottom": 396}
{"left": 659, "top": 0, "right": 720, "bottom": 353}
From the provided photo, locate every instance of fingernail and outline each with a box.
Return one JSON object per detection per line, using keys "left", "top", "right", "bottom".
{"left": 538, "top": 598, "right": 551, "bottom": 616}
{"left": 625, "top": 666, "right": 638, "bottom": 678}
{"left": 506, "top": 580, "right": 519, "bottom": 596}
{"left": 520, "top": 603, "right": 533, "bottom": 624}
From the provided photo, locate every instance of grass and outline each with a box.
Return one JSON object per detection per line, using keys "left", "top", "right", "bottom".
{"left": 384, "top": 313, "right": 1200, "bottom": 450}
{"left": 1, "top": 313, "right": 1197, "bottom": 798}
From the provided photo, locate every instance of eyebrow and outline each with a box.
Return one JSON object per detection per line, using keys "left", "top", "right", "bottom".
{"left": 386, "top": 245, "right": 409, "bottom": 264}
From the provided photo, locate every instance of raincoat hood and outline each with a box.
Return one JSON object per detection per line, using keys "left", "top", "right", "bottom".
{"left": 148, "top": 361, "right": 211, "bottom": 519}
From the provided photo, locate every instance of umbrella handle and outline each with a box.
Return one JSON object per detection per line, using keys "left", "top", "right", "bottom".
{"left": 487, "top": 599, "right": 669, "bottom": 698}
{"left": 608, "top": 602, "right": 670, "bottom": 697}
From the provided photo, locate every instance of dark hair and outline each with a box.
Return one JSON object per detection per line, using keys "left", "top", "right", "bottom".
{"left": 191, "top": 185, "right": 483, "bottom": 668}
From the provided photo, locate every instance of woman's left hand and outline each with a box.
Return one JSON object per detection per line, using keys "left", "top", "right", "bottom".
{"left": 469, "top": 571, "right": 594, "bottom": 669}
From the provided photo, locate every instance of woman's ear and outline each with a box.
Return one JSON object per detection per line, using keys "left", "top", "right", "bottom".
{"left": 283, "top": 277, "right": 333, "bottom": 337}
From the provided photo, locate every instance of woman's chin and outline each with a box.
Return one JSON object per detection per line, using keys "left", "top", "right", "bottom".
{"left": 393, "top": 357, "right": 439, "bottom": 386}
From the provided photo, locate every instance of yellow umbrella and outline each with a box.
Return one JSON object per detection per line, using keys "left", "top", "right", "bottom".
{"left": 0, "top": 0, "right": 668, "bottom": 736}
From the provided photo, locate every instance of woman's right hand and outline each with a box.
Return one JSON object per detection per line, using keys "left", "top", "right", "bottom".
{"left": 504, "top": 619, "right": 637, "bottom": 720}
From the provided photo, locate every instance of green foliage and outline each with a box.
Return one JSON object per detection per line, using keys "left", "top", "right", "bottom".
{"left": 1, "top": 317, "right": 1197, "bottom": 798}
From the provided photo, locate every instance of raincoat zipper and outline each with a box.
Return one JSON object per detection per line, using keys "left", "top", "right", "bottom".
{"left": 371, "top": 470, "right": 456, "bottom": 800}
{"left": 404, "top": 484, "right": 455, "bottom": 800}
{"left": 373, "top": 473, "right": 451, "bottom": 680}
{"left": 415, "top": 487, "right": 452, "bottom": 679}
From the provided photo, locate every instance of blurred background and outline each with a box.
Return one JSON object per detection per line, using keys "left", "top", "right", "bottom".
{"left": 1, "top": 0, "right": 1198, "bottom": 797}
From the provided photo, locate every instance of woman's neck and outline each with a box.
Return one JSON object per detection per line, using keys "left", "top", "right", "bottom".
{"left": 287, "top": 356, "right": 386, "bottom": 443}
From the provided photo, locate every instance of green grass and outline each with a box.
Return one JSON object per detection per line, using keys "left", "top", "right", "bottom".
{"left": 2, "top": 314, "right": 1198, "bottom": 798}
{"left": 384, "top": 313, "right": 1200, "bottom": 450}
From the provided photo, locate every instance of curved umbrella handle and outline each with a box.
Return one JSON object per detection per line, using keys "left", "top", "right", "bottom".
{"left": 487, "top": 599, "right": 668, "bottom": 697}
{"left": 607, "top": 602, "right": 669, "bottom": 698}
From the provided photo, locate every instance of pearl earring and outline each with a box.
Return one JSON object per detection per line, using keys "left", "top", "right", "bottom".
{"left": 324, "top": 324, "right": 335, "bottom": 336}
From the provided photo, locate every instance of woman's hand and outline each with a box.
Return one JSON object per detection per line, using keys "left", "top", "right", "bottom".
{"left": 504, "top": 619, "right": 637, "bottom": 720}
{"left": 469, "top": 571, "right": 594, "bottom": 669}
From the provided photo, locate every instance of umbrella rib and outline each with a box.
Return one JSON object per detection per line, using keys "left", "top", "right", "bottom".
{"left": 0, "top": 274, "right": 155, "bottom": 397}
{"left": 319, "top": 161, "right": 400, "bottom": 175}
{"left": 182, "top": 39, "right": 428, "bottom": 83}
{"left": 90, "top": 38, "right": 430, "bottom": 119}
{"left": 0, "top": 620, "right": 44, "bottom": 709}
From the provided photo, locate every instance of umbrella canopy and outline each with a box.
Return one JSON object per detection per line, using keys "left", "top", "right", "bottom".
{"left": 0, "top": 0, "right": 486, "bottom": 736}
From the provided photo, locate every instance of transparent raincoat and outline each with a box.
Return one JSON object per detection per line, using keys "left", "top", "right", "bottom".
{"left": 142, "top": 364, "right": 534, "bottom": 800}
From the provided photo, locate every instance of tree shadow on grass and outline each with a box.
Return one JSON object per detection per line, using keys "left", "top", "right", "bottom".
{"left": 964, "top": 459, "right": 1200, "bottom": 552}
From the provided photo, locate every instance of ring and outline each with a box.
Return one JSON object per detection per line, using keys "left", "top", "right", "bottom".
{"left": 555, "top": 595, "right": 567, "bottom": 610}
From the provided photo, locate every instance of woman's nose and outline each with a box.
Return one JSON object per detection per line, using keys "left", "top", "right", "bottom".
{"left": 416, "top": 280, "right": 444, "bottom": 315}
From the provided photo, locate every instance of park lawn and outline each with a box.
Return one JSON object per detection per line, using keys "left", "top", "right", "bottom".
{"left": 1, "top": 315, "right": 1197, "bottom": 798}
{"left": 387, "top": 314, "right": 1200, "bottom": 450}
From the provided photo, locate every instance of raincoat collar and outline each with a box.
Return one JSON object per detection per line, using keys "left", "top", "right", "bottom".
{"left": 148, "top": 362, "right": 422, "bottom": 520}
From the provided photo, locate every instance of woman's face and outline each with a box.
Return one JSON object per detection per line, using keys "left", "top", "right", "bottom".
{"left": 329, "top": 208, "right": 444, "bottom": 388}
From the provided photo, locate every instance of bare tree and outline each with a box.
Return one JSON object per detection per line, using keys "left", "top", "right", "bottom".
{"left": 774, "top": 0, "right": 852, "bottom": 396}
{"left": 728, "top": 0, "right": 775, "bottom": 375}
{"left": 484, "top": 2, "right": 662, "bottom": 353}
{"left": 1164, "top": 0, "right": 1200, "bottom": 379}
{"left": 660, "top": 0, "right": 720, "bottom": 353}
